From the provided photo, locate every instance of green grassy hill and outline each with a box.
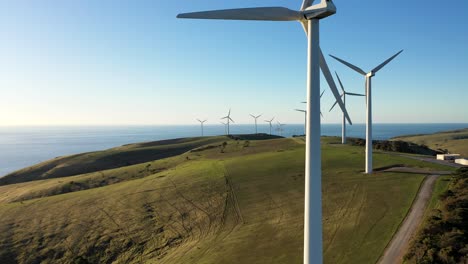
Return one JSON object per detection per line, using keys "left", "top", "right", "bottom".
{"left": 391, "top": 128, "right": 468, "bottom": 157}
{"left": 0, "top": 135, "right": 454, "bottom": 264}
{"left": 0, "top": 136, "right": 231, "bottom": 186}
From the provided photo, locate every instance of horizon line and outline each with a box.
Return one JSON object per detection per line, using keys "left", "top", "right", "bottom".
{"left": 1, "top": 122, "right": 468, "bottom": 127}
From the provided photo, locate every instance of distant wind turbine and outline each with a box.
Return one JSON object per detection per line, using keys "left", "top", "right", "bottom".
{"left": 330, "top": 50, "right": 403, "bottom": 174}
{"left": 177, "top": 1, "right": 351, "bottom": 262}
{"left": 276, "top": 121, "right": 286, "bottom": 137}
{"left": 221, "top": 109, "right": 234, "bottom": 135}
{"left": 196, "top": 119, "right": 207, "bottom": 137}
{"left": 265, "top": 117, "right": 275, "bottom": 135}
{"left": 220, "top": 121, "right": 227, "bottom": 135}
{"left": 329, "top": 72, "right": 365, "bottom": 144}
{"left": 298, "top": 90, "right": 326, "bottom": 134}
{"left": 250, "top": 114, "right": 262, "bottom": 134}
{"left": 295, "top": 109, "right": 307, "bottom": 135}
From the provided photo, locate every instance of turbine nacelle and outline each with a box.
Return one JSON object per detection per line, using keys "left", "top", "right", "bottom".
{"left": 303, "top": 0, "right": 336, "bottom": 20}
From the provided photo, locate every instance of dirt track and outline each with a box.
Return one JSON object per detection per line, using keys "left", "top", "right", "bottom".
{"left": 378, "top": 175, "right": 438, "bottom": 264}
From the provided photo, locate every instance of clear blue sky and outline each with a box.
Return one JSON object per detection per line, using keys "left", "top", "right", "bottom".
{"left": 1, "top": 0, "right": 467, "bottom": 125}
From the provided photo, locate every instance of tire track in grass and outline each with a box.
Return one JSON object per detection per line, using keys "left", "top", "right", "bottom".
{"left": 324, "top": 183, "right": 360, "bottom": 254}
{"left": 222, "top": 165, "right": 244, "bottom": 225}
{"left": 178, "top": 162, "right": 243, "bottom": 264}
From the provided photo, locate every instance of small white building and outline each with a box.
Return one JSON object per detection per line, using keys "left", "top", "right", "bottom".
{"left": 455, "top": 158, "right": 468, "bottom": 166}
{"left": 437, "top": 154, "right": 461, "bottom": 161}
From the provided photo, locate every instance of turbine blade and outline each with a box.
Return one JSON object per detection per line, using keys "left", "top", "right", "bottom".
{"left": 329, "top": 55, "right": 366, "bottom": 76}
{"left": 320, "top": 89, "right": 326, "bottom": 98}
{"left": 371, "top": 50, "right": 404, "bottom": 74}
{"left": 228, "top": 108, "right": 231, "bottom": 116}
{"left": 229, "top": 117, "right": 235, "bottom": 123}
{"left": 320, "top": 48, "right": 353, "bottom": 125}
{"left": 346, "top": 92, "right": 365, "bottom": 97}
{"left": 197, "top": 119, "right": 202, "bottom": 123}
{"left": 301, "top": 0, "right": 316, "bottom": 11}
{"left": 250, "top": 114, "right": 255, "bottom": 118}
{"left": 256, "top": 114, "right": 262, "bottom": 118}
{"left": 295, "top": 109, "right": 306, "bottom": 113}
{"left": 329, "top": 100, "right": 338, "bottom": 112}
{"left": 301, "top": 101, "right": 307, "bottom": 104}
{"left": 334, "top": 71, "right": 346, "bottom": 93}
{"left": 300, "top": 21, "right": 308, "bottom": 35}
{"left": 321, "top": 111, "right": 323, "bottom": 118}
{"left": 177, "top": 7, "right": 302, "bottom": 21}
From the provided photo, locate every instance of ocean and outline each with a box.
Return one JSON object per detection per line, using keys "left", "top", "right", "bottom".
{"left": 1, "top": 123, "right": 467, "bottom": 177}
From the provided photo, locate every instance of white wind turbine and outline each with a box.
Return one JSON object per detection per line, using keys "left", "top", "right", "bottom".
{"left": 265, "top": 117, "right": 275, "bottom": 135}
{"left": 276, "top": 121, "right": 286, "bottom": 137}
{"left": 329, "top": 72, "right": 365, "bottom": 144}
{"left": 220, "top": 121, "right": 228, "bottom": 135}
{"left": 330, "top": 50, "right": 403, "bottom": 174}
{"left": 250, "top": 114, "right": 262, "bottom": 134}
{"left": 295, "top": 109, "right": 307, "bottom": 135}
{"left": 197, "top": 119, "right": 207, "bottom": 137}
{"left": 298, "top": 90, "right": 326, "bottom": 134}
{"left": 178, "top": 1, "right": 352, "bottom": 262}
{"left": 221, "top": 109, "right": 234, "bottom": 135}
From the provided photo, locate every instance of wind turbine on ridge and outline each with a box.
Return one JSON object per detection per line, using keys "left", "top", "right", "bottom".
{"left": 265, "top": 117, "right": 275, "bottom": 135}
{"left": 250, "top": 114, "right": 262, "bottom": 134}
{"left": 196, "top": 119, "right": 207, "bottom": 137}
{"left": 329, "top": 72, "right": 365, "bottom": 144}
{"left": 221, "top": 109, "right": 234, "bottom": 135}
{"left": 330, "top": 50, "right": 403, "bottom": 174}
{"left": 177, "top": 1, "right": 352, "bottom": 262}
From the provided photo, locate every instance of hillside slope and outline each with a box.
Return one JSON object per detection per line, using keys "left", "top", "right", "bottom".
{"left": 0, "top": 136, "right": 232, "bottom": 186}
{"left": 391, "top": 128, "right": 468, "bottom": 156}
{"left": 0, "top": 136, "right": 454, "bottom": 264}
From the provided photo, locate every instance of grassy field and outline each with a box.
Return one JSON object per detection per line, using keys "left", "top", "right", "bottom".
{"left": 0, "top": 136, "right": 454, "bottom": 264}
{"left": 392, "top": 128, "right": 468, "bottom": 156}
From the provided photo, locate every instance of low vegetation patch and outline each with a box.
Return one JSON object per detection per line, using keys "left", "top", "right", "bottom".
{"left": 348, "top": 138, "right": 441, "bottom": 156}
{"left": 404, "top": 167, "right": 468, "bottom": 264}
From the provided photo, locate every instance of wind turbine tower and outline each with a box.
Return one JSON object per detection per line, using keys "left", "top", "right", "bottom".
{"left": 197, "top": 119, "right": 207, "bottom": 137}
{"left": 277, "top": 121, "right": 286, "bottom": 137}
{"left": 220, "top": 121, "right": 228, "bottom": 135}
{"left": 221, "top": 109, "right": 234, "bottom": 135}
{"left": 250, "top": 114, "right": 262, "bottom": 134}
{"left": 329, "top": 72, "right": 365, "bottom": 144}
{"left": 295, "top": 109, "right": 307, "bottom": 135}
{"left": 178, "top": 1, "right": 352, "bottom": 262}
{"left": 330, "top": 50, "right": 403, "bottom": 174}
{"left": 265, "top": 117, "right": 275, "bottom": 135}
{"left": 299, "top": 90, "right": 325, "bottom": 135}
